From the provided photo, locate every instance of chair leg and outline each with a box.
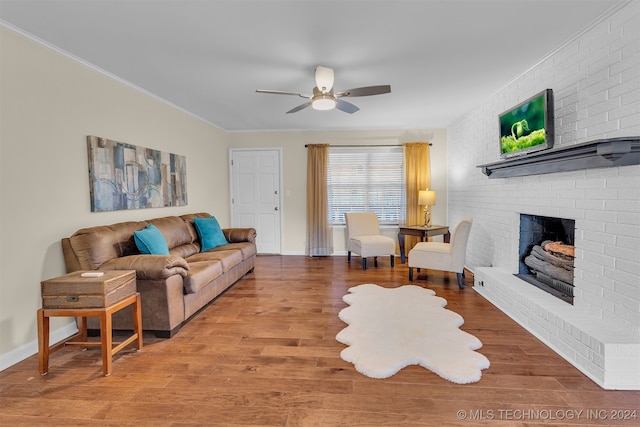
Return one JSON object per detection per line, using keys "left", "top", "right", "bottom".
{"left": 409, "top": 267, "right": 413, "bottom": 281}
{"left": 362, "top": 258, "right": 367, "bottom": 270}
{"left": 374, "top": 257, "right": 378, "bottom": 267}
{"left": 457, "top": 272, "right": 464, "bottom": 289}
{"left": 347, "top": 251, "right": 351, "bottom": 263}
{"left": 390, "top": 254, "right": 394, "bottom": 267}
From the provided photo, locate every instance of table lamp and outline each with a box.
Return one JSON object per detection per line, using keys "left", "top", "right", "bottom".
{"left": 418, "top": 189, "right": 436, "bottom": 227}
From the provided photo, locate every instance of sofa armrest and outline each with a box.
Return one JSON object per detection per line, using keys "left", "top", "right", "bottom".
{"left": 100, "top": 255, "right": 189, "bottom": 280}
{"left": 223, "top": 228, "right": 257, "bottom": 244}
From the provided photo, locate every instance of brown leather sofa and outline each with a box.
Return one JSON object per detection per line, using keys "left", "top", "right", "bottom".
{"left": 61, "top": 212, "right": 256, "bottom": 337}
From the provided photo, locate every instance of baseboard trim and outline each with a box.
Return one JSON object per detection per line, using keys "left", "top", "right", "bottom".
{"left": 0, "top": 322, "right": 78, "bottom": 372}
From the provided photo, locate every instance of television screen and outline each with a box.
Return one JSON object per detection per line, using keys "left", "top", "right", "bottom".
{"left": 499, "top": 89, "right": 554, "bottom": 158}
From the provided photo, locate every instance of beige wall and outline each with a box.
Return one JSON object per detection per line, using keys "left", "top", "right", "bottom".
{"left": 228, "top": 129, "right": 448, "bottom": 254}
{"left": 0, "top": 27, "right": 230, "bottom": 365}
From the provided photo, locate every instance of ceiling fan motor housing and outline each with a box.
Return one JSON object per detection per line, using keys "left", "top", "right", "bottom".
{"left": 315, "top": 66, "right": 334, "bottom": 92}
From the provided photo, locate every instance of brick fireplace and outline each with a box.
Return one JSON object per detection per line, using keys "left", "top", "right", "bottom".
{"left": 447, "top": 2, "right": 639, "bottom": 389}
{"left": 469, "top": 139, "right": 640, "bottom": 390}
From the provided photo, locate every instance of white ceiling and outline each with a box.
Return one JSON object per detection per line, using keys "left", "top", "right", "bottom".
{"left": 0, "top": 0, "right": 625, "bottom": 132}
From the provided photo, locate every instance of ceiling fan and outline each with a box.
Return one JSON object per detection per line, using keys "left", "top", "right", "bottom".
{"left": 256, "top": 66, "right": 391, "bottom": 114}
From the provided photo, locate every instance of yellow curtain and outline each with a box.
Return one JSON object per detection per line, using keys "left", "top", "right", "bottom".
{"left": 403, "top": 142, "right": 431, "bottom": 250}
{"left": 306, "top": 144, "right": 333, "bottom": 256}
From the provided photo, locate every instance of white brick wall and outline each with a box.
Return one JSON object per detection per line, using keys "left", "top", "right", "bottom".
{"left": 447, "top": 2, "right": 640, "bottom": 389}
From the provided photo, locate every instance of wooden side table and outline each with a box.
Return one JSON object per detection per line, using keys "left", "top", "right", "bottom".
{"left": 398, "top": 225, "right": 450, "bottom": 264}
{"left": 37, "top": 292, "right": 143, "bottom": 376}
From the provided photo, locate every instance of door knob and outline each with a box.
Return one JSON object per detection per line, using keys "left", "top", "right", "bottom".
{"left": 275, "top": 207, "right": 278, "bottom": 211}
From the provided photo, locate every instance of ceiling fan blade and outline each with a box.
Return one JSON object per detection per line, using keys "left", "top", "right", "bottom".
{"left": 315, "top": 66, "right": 334, "bottom": 92}
{"left": 256, "top": 89, "right": 311, "bottom": 98}
{"left": 286, "top": 101, "right": 312, "bottom": 114}
{"left": 336, "top": 85, "right": 391, "bottom": 97}
{"left": 335, "top": 99, "right": 360, "bottom": 114}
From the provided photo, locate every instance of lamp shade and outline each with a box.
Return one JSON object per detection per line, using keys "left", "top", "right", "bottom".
{"left": 418, "top": 189, "right": 436, "bottom": 206}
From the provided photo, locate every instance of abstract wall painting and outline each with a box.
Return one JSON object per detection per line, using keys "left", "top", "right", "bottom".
{"left": 87, "top": 135, "right": 188, "bottom": 212}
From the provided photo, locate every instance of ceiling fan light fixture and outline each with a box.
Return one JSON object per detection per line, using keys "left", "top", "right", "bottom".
{"left": 312, "top": 95, "right": 336, "bottom": 111}
{"left": 257, "top": 66, "right": 390, "bottom": 114}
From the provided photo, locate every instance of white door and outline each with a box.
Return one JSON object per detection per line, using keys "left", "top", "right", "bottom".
{"left": 230, "top": 149, "right": 282, "bottom": 254}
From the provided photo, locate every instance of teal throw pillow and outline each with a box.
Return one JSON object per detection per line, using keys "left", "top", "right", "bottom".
{"left": 193, "top": 216, "right": 229, "bottom": 252}
{"left": 134, "top": 224, "right": 170, "bottom": 255}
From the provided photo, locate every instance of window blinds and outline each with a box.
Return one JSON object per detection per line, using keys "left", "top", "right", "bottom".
{"left": 327, "top": 146, "right": 406, "bottom": 225}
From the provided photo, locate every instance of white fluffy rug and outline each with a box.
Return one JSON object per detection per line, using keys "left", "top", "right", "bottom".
{"left": 336, "top": 284, "right": 490, "bottom": 383}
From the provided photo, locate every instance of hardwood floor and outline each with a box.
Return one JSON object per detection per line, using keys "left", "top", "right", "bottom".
{"left": 1, "top": 255, "right": 638, "bottom": 426}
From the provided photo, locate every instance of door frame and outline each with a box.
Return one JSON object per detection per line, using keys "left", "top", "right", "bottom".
{"left": 229, "top": 147, "right": 284, "bottom": 254}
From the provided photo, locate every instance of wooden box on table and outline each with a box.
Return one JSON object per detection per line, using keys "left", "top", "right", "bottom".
{"left": 41, "top": 270, "right": 136, "bottom": 309}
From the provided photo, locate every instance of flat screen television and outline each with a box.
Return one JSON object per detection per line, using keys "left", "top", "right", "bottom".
{"left": 499, "top": 89, "right": 554, "bottom": 158}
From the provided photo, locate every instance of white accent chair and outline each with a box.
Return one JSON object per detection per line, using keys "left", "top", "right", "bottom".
{"left": 345, "top": 212, "right": 396, "bottom": 270}
{"left": 408, "top": 217, "right": 473, "bottom": 288}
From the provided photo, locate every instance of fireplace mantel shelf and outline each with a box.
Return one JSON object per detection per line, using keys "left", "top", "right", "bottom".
{"left": 478, "top": 137, "right": 640, "bottom": 178}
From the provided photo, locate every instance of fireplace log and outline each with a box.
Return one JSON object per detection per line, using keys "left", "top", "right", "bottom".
{"left": 542, "top": 240, "right": 575, "bottom": 259}
{"left": 524, "top": 253, "right": 574, "bottom": 284}
{"left": 531, "top": 245, "right": 574, "bottom": 270}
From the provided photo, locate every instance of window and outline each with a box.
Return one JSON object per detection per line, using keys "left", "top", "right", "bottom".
{"left": 327, "top": 146, "right": 405, "bottom": 225}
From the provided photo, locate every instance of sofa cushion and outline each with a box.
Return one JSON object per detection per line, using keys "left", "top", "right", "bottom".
{"left": 187, "top": 249, "right": 242, "bottom": 272}
{"left": 134, "top": 224, "right": 170, "bottom": 255}
{"left": 180, "top": 212, "right": 211, "bottom": 242}
{"left": 148, "top": 216, "right": 194, "bottom": 249}
{"left": 210, "top": 242, "right": 257, "bottom": 260}
{"left": 69, "top": 221, "right": 148, "bottom": 269}
{"left": 170, "top": 243, "right": 200, "bottom": 259}
{"left": 193, "top": 216, "right": 229, "bottom": 252}
{"left": 183, "top": 260, "right": 223, "bottom": 294}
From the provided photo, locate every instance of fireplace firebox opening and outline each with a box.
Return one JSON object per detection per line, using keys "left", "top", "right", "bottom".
{"left": 518, "top": 214, "right": 575, "bottom": 304}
